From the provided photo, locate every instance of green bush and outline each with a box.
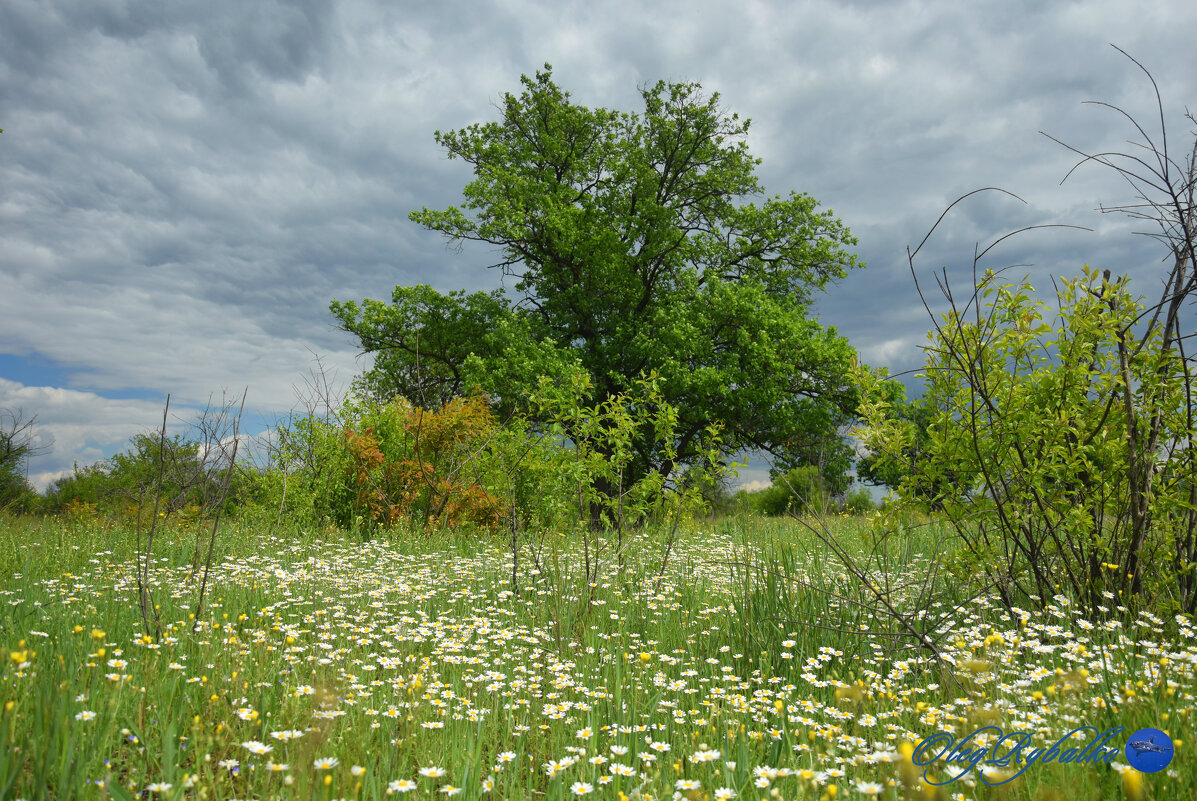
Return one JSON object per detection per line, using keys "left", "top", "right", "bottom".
{"left": 44, "top": 434, "right": 236, "bottom": 522}
{"left": 855, "top": 267, "right": 1197, "bottom": 612}
{"left": 247, "top": 390, "right": 582, "bottom": 537}
{"left": 740, "top": 466, "right": 832, "bottom": 517}
{"left": 841, "top": 487, "right": 875, "bottom": 514}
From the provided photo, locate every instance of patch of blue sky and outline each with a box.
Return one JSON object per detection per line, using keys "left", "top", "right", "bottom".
{"left": 0, "top": 352, "right": 162, "bottom": 401}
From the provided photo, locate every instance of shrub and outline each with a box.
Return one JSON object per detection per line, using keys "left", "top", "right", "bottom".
{"left": 745, "top": 466, "right": 832, "bottom": 517}
{"left": 841, "top": 487, "right": 875, "bottom": 514}
{"left": 342, "top": 394, "right": 502, "bottom": 532}
{"left": 855, "top": 267, "right": 1197, "bottom": 612}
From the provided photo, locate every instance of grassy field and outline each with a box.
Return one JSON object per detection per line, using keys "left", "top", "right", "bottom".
{"left": 0, "top": 512, "right": 1193, "bottom": 800}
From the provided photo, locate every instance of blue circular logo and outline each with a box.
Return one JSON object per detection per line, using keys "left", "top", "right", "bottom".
{"left": 1125, "top": 727, "right": 1174, "bottom": 773}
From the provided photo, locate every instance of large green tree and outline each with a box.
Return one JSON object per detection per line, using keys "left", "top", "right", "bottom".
{"left": 333, "top": 66, "right": 862, "bottom": 482}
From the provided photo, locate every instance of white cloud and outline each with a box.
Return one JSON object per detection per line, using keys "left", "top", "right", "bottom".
{"left": 0, "top": 378, "right": 182, "bottom": 489}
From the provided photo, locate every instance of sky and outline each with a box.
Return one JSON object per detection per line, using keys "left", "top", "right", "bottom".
{"left": 2, "top": 0, "right": 1196, "bottom": 492}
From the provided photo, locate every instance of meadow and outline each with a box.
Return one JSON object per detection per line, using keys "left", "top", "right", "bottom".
{"left": 0, "top": 512, "right": 1193, "bottom": 801}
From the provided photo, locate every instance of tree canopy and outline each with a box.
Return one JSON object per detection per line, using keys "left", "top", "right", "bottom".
{"left": 332, "top": 66, "right": 862, "bottom": 483}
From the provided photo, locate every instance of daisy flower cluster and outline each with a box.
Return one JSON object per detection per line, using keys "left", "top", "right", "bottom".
{"left": 1, "top": 520, "right": 1194, "bottom": 799}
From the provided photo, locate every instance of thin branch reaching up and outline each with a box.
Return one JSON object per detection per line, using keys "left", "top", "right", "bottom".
{"left": 193, "top": 388, "right": 247, "bottom": 632}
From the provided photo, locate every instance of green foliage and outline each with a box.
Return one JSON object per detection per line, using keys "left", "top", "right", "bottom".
{"left": 257, "top": 408, "right": 355, "bottom": 531}
{"left": 772, "top": 434, "right": 854, "bottom": 499}
{"left": 740, "top": 465, "right": 833, "bottom": 517}
{"left": 855, "top": 266, "right": 1197, "bottom": 611}
{"left": 0, "top": 479, "right": 36, "bottom": 514}
{"left": 854, "top": 389, "right": 956, "bottom": 508}
{"left": 249, "top": 391, "right": 581, "bottom": 537}
{"left": 767, "top": 404, "right": 857, "bottom": 498}
{"left": 329, "top": 286, "right": 581, "bottom": 419}
{"left": 44, "top": 464, "right": 110, "bottom": 513}
{"left": 44, "top": 433, "right": 229, "bottom": 521}
{"left": 745, "top": 484, "right": 790, "bottom": 517}
{"left": 841, "top": 486, "right": 876, "bottom": 514}
{"left": 687, "top": 467, "right": 736, "bottom": 517}
{"left": 529, "top": 367, "right": 724, "bottom": 530}
{"left": 0, "top": 410, "right": 37, "bottom": 512}
{"left": 0, "top": 469, "right": 34, "bottom": 513}
{"left": 333, "top": 65, "right": 862, "bottom": 487}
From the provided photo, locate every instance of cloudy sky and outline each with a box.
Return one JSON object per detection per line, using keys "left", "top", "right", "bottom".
{"left": 3, "top": 0, "right": 1196, "bottom": 491}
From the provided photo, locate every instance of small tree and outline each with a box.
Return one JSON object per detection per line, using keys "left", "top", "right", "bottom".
{"left": 856, "top": 266, "right": 1177, "bottom": 611}
{"left": 856, "top": 49, "right": 1197, "bottom": 615}
{"left": 0, "top": 408, "right": 42, "bottom": 511}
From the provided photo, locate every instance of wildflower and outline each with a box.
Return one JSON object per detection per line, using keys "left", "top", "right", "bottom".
{"left": 389, "top": 779, "right": 417, "bottom": 792}
{"left": 676, "top": 779, "right": 701, "bottom": 790}
{"left": 271, "top": 730, "right": 304, "bottom": 741}
{"left": 1122, "top": 768, "right": 1144, "bottom": 801}
{"left": 351, "top": 765, "right": 366, "bottom": 776}
{"left": 145, "top": 782, "right": 172, "bottom": 793}
{"left": 242, "top": 740, "right": 273, "bottom": 755}
{"left": 570, "top": 781, "right": 594, "bottom": 795}
{"left": 855, "top": 781, "right": 883, "bottom": 796}
{"left": 314, "top": 757, "right": 339, "bottom": 770}
{"left": 481, "top": 777, "right": 495, "bottom": 791}
{"left": 497, "top": 751, "right": 517, "bottom": 763}
{"left": 440, "top": 785, "right": 462, "bottom": 795}
{"left": 75, "top": 710, "right": 96, "bottom": 721}
{"left": 420, "top": 766, "right": 447, "bottom": 778}
{"left": 610, "top": 763, "right": 637, "bottom": 777}
{"left": 218, "top": 759, "right": 239, "bottom": 771}
{"left": 714, "top": 789, "right": 737, "bottom": 800}
{"left": 267, "top": 762, "right": 290, "bottom": 772}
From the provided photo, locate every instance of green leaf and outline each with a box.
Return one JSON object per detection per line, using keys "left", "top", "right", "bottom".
{"left": 334, "top": 66, "right": 862, "bottom": 492}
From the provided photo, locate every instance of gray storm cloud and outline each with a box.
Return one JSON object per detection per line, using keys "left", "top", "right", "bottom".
{"left": 2, "top": 0, "right": 1195, "bottom": 488}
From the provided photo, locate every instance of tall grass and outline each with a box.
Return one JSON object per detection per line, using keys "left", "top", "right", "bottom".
{"left": 1, "top": 511, "right": 1193, "bottom": 799}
